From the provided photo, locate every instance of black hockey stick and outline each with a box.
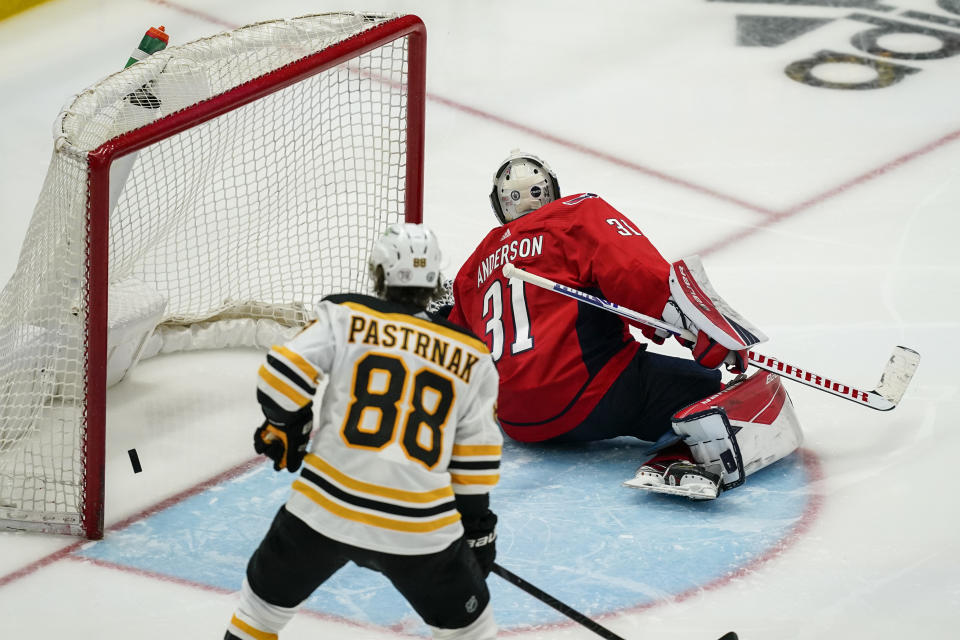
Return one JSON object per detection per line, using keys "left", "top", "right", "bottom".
{"left": 492, "top": 563, "right": 627, "bottom": 640}
{"left": 492, "top": 563, "right": 738, "bottom": 640}
{"left": 502, "top": 262, "right": 920, "bottom": 412}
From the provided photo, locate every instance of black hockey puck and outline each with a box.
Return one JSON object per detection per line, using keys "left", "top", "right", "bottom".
{"left": 128, "top": 448, "right": 142, "bottom": 473}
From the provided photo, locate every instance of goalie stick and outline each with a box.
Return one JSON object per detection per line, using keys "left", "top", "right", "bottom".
{"left": 492, "top": 563, "right": 738, "bottom": 640}
{"left": 501, "top": 263, "right": 920, "bottom": 412}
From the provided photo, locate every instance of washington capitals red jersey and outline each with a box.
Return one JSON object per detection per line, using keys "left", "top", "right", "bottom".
{"left": 448, "top": 193, "right": 672, "bottom": 442}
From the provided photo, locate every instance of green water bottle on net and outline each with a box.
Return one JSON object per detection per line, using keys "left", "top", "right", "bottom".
{"left": 123, "top": 25, "right": 169, "bottom": 108}
{"left": 125, "top": 25, "right": 169, "bottom": 69}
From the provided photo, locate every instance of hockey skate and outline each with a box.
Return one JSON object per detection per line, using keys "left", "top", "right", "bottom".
{"left": 623, "top": 459, "right": 721, "bottom": 500}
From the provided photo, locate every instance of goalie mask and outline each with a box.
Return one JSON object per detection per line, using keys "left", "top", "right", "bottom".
{"left": 368, "top": 223, "right": 442, "bottom": 289}
{"left": 489, "top": 150, "right": 561, "bottom": 224}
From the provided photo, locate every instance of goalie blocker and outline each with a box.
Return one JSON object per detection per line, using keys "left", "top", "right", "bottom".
{"left": 625, "top": 370, "right": 803, "bottom": 497}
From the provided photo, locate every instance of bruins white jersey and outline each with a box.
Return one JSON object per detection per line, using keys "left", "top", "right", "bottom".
{"left": 257, "top": 293, "right": 502, "bottom": 555}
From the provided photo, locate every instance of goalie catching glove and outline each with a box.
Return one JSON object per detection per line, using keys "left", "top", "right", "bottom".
{"left": 667, "top": 256, "right": 766, "bottom": 374}
{"left": 254, "top": 404, "right": 313, "bottom": 472}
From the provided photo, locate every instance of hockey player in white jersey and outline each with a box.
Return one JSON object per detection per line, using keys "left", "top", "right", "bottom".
{"left": 224, "top": 223, "right": 502, "bottom": 640}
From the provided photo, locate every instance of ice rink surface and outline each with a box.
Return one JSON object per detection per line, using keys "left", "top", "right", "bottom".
{"left": 1, "top": 0, "right": 958, "bottom": 638}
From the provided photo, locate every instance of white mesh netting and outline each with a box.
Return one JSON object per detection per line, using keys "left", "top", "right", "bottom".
{"left": 0, "top": 12, "right": 422, "bottom": 536}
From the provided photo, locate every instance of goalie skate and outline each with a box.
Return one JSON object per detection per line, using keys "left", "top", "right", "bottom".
{"left": 623, "top": 460, "right": 721, "bottom": 500}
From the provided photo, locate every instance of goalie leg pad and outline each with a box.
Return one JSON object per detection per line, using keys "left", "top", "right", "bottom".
{"left": 671, "top": 371, "right": 804, "bottom": 490}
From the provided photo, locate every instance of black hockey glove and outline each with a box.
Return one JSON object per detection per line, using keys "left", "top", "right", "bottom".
{"left": 253, "top": 404, "right": 313, "bottom": 472}
{"left": 431, "top": 304, "right": 454, "bottom": 320}
{"left": 465, "top": 514, "right": 497, "bottom": 577}
{"left": 457, "top": 493, "right": 497, "bottom": 577}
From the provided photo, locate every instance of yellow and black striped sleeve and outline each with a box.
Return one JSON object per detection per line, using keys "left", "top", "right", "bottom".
{"left": 257, "top": 344, "right": 321, "bottom": 416}
{"left": 449, "top": 443, "right": 501, "bottom": 493}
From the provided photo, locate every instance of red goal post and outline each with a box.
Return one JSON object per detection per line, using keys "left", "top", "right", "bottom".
{"left": 0, "top": 13, "right": 426, "bottom": 539}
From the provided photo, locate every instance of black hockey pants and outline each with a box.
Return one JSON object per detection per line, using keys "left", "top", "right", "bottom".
{"left": 550, "top": 349, "right": 723, "bottom": 444}
{"left": 245, "top": 506, "right": 491, "bottom": 631}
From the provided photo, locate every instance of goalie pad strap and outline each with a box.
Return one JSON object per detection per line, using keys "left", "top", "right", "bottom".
{"left": 673, "top": 409, "right": 746, "bottom": 490}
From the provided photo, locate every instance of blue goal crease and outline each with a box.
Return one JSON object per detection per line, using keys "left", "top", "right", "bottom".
{"left": 76, "top": 438, "right": 814, "bottom": 632}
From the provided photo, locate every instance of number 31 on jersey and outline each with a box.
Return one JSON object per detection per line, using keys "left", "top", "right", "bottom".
{"left": 482, "top": 278, "right": 533, "bottom": 362}
{"left": 606, "top": 217, "right": 643, "bottom": 236}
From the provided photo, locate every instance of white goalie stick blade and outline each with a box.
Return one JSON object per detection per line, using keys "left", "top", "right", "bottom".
{"left": 876, "top": 346, "right": 920, "bottom": 409}
{"left": 670, "top": 256, "right": 767, "bottom": 350}
{"left": 875, "top": 346, "right": 922, "bottom": 408}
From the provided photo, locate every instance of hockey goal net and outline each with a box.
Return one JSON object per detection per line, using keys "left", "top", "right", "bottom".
{"left": 0, "top": 13, "right": 426, "bottom": 539}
